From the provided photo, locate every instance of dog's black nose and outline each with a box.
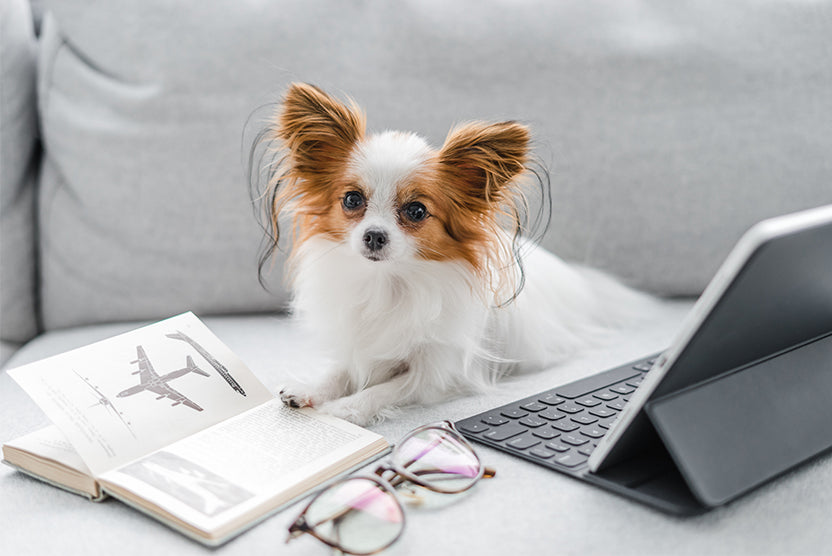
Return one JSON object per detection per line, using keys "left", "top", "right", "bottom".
{"left": 363, "top": 229, "right": 388, "bottom": 252}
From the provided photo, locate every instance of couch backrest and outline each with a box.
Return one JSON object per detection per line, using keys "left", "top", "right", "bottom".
{"left": 3, "top": 0, "right": 832, "bottom": 342}
{"left": 1, "top": 0, "right": 39, "bottom": 348}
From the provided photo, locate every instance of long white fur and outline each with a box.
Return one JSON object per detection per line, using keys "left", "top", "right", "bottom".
{"left": 278, "top": 129, "right": 653, "bottom": 425}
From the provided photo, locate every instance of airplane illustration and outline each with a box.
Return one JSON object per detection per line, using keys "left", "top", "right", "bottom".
{"left": 166, "top": 330, "right": 247, "bottom": 396}
{"left": 118, "top": 346, "right": 209, "bottom": 411}
{"left": 74, "top": 370, "right": 136, "bottom": 437}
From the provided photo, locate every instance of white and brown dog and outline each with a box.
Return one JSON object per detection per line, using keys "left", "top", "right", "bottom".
{"left": 258, "top": 83, "right": 648, "bottom": 425}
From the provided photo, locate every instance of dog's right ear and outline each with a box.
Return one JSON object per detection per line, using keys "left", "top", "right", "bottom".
{"left": 275, "top": 83, "right": 366, "bottom": 180}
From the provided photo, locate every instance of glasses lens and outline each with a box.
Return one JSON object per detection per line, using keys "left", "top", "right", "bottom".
{"left": 391, "top": 427, "right": 482, "bottom": 493}
{"left": 304, "top": 477, "right": 404, "bottom": 555}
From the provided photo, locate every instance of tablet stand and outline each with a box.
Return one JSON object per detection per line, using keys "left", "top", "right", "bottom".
{"left": 588, "top": 331, "right": 832, "bottom": 513}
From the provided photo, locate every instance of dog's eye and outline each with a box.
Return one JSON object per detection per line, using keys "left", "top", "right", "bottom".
{"left": 343, "top": 191, "right": 365, "bottom": 211}
{"left": 403, "top": 202, "right": 428, "bottom": 223}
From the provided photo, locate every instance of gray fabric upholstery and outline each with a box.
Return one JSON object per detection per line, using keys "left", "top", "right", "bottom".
{"left": 0, "top": 0, "right": 39, "bottom": 347}
{"left": 35, "top": 7, "right": 288, "bottom": 331}
{"left": 6, "top": 309, "right": 832, "bottom": 555}
{"left": 29, "top": 0, "right": 832, "bottom": 332}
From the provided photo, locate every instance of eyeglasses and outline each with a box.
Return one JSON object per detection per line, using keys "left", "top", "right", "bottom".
{"left": 286, "top": 421, "right": 495, "bottom": 555}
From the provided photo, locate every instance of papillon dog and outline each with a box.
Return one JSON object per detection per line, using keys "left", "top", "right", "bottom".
{"left": 256, "top": 83, "right": 650, "bottom": 425}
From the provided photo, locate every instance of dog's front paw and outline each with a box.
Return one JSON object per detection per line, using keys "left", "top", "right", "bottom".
{"left": 279, "top": 382, "right": 315, "bottom": 409}
{"left": 319, "top": 397, "right": 373, "bottom": 426}
{"left": 319, "top": 396, "right": 400, "bottom": 426}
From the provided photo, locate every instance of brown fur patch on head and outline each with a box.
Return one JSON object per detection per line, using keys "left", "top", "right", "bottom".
{"left": 267, "top": 83, "right": 366, "bottom": 247}
{"left": 390, "top": 174, "right": 485, "bottom": 270}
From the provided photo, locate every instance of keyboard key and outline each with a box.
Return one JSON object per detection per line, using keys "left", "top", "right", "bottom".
{"left": 561, "top": 434, "right": 589, "bottom": 447}
{"left": 483, "top": 423, "right": 526, "bottom": 441}
{"left": 507, "top": 435, "right": 540, "bottom": 450}
{"left": 538, "top": 409, "right": 565, "bottom": 421}
{"left": 578, "top": 445, "right": 596, "bottom": 456}
{"left": 593, "top": 391, "right": 619, "bottom": 401}
{"left": 575, "top": 396, "right": 602, "bottom": 407}
{"left": 538, "top": 393, "right": 565, "bottom": 406}
{"left": 545, "top": 441, "right": 571, "bottom": 452}
{"left": 607, "top": 400, "right": 627, "bottom": 411}
{"left": 552, "top": 420, "right": 580, "bottom": 432}
{"left": 558, "top": 403, "right": 584, "bottom": 414}
{"left": 459, "top": 422, "right": 489, "bottom": 433}
{"left": 555, "top": 367, "right": 640, "bottom": 399}
{"left": 589, "top": 407, "right": 617, "bottom": 418}
{"left": 501, "top": 408, "right": 529, "bottom": 419}
{"left": 626, "top": 377, "right": 643, "bottom": 388}
{"left": 482, "top": 414, "right": 509, "bottom": 426}
{"left": 521, "top": 401, "right": 547, "bottom": 412}
{"left": 632, "top": 362, "right": 652, "bottom": 372}
{"left": 580, "top": 427, "right": 606, "bottom": 439}
{"left": 571, "top": 414, "right": 598, "bottom": 425}
{"left": 554, "top": 452, "right": 588, "bottom": 468}
{"left": 609, "top": 384, "right": 636, "bottom": 395}
{"left": 529, "top": 447, "right": 556, "bottom": 459}
{"left": 519, "top": 416, "right": 547, "bottom": 428}
{"left": 532, "top": 427, "right": 560, "bottom": 440}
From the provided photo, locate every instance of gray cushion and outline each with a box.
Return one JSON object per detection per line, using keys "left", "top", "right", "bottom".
{"left": 0, "top": 0, "right": 39, "bottom": 345}
{"left": 36, "top": 7, "right": 288, "bottom": 330}
{"left": 36, "top": 0, "right": 832, "bottom": 330}
{"left": 6, "top": 307, "right": 832, "bottom": 556}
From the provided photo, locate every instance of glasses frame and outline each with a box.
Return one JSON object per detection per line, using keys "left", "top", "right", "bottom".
{"left": 286, "top": 421, "right": 494, "bottom": 555}
{"left": 287, "top": 474, "right": 405, "bottom": 556}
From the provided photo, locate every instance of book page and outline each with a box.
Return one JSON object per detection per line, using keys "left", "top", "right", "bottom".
{"left": 2, "top": 425, "right": 103, "bottom": 500}
{"left": 8, "top": 313, "right": 273, "bottom": 476}
{"left": 4, "top": 425, "right": 91, "bottom": 476}
{"left": 99, "top": 399, "right": 389, "bottom": 538}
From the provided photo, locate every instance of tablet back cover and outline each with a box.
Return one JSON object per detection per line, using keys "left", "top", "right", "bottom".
{"left": 646, "top": 333, "right": 832, "bottom": 507}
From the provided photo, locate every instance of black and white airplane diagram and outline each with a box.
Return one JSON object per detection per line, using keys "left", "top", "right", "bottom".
{"left": 118, "top": 346, "right": 209, "bottom": 411}
{"left": 166, "top": 330, "right": 247, "bottom": 396}
{"left": 74, "top": 370, "right": 136, "bottom": 437}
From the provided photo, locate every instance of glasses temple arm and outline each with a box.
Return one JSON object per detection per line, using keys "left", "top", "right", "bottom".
{"left": 378, "top": 465, "right": 497, "bottom": 489}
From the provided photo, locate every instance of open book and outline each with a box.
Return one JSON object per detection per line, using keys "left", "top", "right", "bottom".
{"left": 2, "top": 313, "right": 390, "bottom": 546}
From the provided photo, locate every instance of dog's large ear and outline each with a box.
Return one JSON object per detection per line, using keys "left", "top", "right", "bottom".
{"left": 438, "top": 121, "right": 530, "bottom": 205}
{"left": 276, "top": 83, "right": 366, "bottom": 180}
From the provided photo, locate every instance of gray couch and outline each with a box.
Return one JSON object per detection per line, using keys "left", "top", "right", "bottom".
{"left": 3, "top": 1, "right": 832, "bottom": 554}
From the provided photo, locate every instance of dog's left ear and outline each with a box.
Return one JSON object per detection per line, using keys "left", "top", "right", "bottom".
{"left": 438, "top": 121, "right": 530, "bottom": 205}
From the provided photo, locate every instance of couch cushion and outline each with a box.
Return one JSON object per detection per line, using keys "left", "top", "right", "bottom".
{"left": 36, "top": 6, "right": 289, "bottom": 330}
{"left": 0, "top": 0, "right": 39, "bottom": 347}
{"left": 36, "top": 1, "right": 832, "bottom": 330}
{"left": 7, "top": 304, "right": 832, "bottom": 556}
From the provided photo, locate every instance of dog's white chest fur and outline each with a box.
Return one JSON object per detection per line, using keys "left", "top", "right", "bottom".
{"left": 292, "top": 238, "right": 491, "bottom": 394}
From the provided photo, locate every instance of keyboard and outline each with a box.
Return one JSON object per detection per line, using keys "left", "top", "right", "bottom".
{"left": 456, "top": 353, "right": 659, "bottom": 475}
